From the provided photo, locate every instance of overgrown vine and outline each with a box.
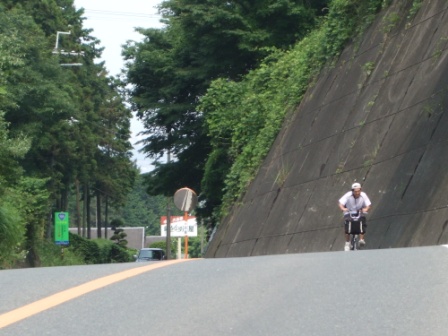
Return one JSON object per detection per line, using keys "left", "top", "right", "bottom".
{"left": 200, "top": 0, "right": 389, "bottom": 221}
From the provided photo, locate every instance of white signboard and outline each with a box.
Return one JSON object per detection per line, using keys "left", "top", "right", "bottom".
{"left": 160, "top": 216, "right": 197, "bottom": 237}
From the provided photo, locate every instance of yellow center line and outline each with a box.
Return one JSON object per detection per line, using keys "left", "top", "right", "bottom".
{"left": 0, "top": 259, "right": 195, "bottom": 329}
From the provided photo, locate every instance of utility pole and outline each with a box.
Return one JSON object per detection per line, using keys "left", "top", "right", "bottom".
{"left": 52, "top": 31, "right": 84, "bottom": 66}
{"left": 165, "top": 147, "right": 172, "bottom": 260}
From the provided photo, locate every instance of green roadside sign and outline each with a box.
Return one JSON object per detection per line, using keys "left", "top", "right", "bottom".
{"left": 55, "top": 212, "right": 69, "bottom": 245}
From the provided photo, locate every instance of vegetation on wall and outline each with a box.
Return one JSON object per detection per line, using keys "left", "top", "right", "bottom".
{"left": 199, "top": 0, "right": 386, "bottom": 221}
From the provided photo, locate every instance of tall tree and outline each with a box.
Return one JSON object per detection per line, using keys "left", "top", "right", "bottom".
{"left": 0, "top": 112, "right": 31, "bottom": 268}
{"left": 0, "top": 1, "right": 138, "bottom": 265}
{"left": 92, "top": 81, "right": 137, "bottom": 237}
{"left": 124, "top": 0, "right": 329, "bottom": 217}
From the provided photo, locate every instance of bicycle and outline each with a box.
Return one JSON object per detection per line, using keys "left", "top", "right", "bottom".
{"left": 345, "top": 211, "right": 367, "bottom": 251}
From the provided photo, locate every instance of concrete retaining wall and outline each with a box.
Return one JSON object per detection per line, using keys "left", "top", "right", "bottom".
{"left": 206, "top": 0, "right": 448, "bottom": 257}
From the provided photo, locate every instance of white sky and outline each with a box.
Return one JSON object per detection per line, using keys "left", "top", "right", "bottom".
{"left": 73, "top": 0, "right": 164, "bottom": 173}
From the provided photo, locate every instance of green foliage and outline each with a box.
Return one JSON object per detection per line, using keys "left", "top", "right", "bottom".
{"left": 149, "top": 240, "right": 176, "bottom": 257}
{"left": 119, "top": 174, "right": 171, "bottom": 235}
{"left": 0, "top": 1, "right": 137, "bottom": 268}
{"left": 407, "top": 0, "right": 423, "bottom": 21}
{"left": 36, "top": 239, "right": 85, "bottom": 267}
{"left": 69, "top": 233, "right": 131, "bottom": 264}
{"left": 0, "top": 109, "right": 34, "bottom": 268}
{"left": 0, "top": 111, "right": 30, "bottom": 186}
{"left": 110, "top": 218, "right": 124, "bottom": 227}
{"left": 363, "top": 61, "right": 376, "bottom": 76}
{"left": 382, "top": 0, "right": 393, "bottom": 8}
{"left": 200, "top": 0, "right": 384, "bottom": 218}
{"left": 110, "top": 227, "right": 128, "bottom": 248}
{"left": 185, "top": 225, "right": 207, "bottom": 258}
{"left": 16, "top": 177, "right": 52, "bottom": 267}
{"left": 0, "top": 202, "right": 25, "bottom": 268}
{"left": 149, "top": 241, "right": 166, "bottom": 249}
{"left": 124, "top": 0, "right": 331, "bottom": 200}
{"left": 383, "top": 12, "right": 401, "bottom": 33}
{"left": 95, "top": 238, "right": 132, "bottom": 263}
{"left": 0, "top": 234, "right": 133, "bottom": 268}
{"left": 69, "top": 232, "right": 101, "bottom": 264}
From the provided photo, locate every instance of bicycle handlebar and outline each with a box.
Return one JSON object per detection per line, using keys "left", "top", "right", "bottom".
{"left": 344, "top": 210, "right": 368, "bottom": 220}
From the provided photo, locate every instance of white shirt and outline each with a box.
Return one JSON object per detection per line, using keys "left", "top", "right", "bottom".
{"left": 339, "top": 191, "right": 371, "bottom": 212}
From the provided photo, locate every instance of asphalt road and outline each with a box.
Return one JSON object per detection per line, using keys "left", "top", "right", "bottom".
{"left": 1, "top": 246, "right": 448, "bottom": 335}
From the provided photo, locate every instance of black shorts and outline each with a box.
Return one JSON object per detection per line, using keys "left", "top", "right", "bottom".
{"left": 344, "top": 216, "right": 367, "bottom": 234}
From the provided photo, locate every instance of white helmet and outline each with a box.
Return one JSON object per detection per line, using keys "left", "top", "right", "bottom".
{"left": 351, "top": 182, "right": 361, "bottom": 189}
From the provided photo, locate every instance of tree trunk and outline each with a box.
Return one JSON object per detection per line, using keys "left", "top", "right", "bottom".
{"left": 105, "top": 196, "right": 108, "bottom": 239}
{"left": 60, "top": 177, "right": 70, "bottom": 211}
{"left": 75, "top": 178, "right": 81, "bottom": 235}
{"left": 82, "top": 183, "right": 87, "bottom": 238}
{"left": 96, "top": 190, "right": 102, "bottom": 238}
{"left": 25, "top": 221, "right": 41, "bottom": 267}
{"left": 87, "top": 183, "right": 91, "bottom": 239}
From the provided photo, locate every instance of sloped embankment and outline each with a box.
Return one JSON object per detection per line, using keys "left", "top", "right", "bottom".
{"left": 206, "top": 0, "right": 448, "bottom": 257}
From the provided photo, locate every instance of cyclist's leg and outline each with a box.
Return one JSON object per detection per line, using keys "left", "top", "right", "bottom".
{"left": 359, "top": 216, "right": 367, "bottom": 245}
{"left": 344, "top": 221, "right": 350, "bottom": 242}
{"left": 344, "top": 221, "right": 351, "bottom": 251}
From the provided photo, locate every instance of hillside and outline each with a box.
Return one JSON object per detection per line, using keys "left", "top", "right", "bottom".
{"left": 205, "top": 0, "right": 448, "bottom": 257}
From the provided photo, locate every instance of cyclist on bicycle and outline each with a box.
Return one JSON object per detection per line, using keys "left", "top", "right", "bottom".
{"left": 338, "top": 182, "right": 371, "bottom": 251}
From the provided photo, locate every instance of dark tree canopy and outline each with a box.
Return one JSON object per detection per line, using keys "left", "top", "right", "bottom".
{"left": 124, "top": 0, "right": 329, "bottom": 204}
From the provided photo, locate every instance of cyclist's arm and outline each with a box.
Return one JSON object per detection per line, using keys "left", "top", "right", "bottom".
{"left": 360, "top": 193, "right": 372, "bottom": 213}
{"left": 338, "top": 192, "right": 351, "bottom": 212}
{"left": 362, "top": 205, "right": 371, "bottom": 213}
{"left": 338, "top": 202, "right": 348, "bottom": 212}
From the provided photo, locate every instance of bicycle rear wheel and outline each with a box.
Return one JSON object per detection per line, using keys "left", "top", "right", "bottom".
{"left": 350, "top": 234, "right": 358, "bottom": 250}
